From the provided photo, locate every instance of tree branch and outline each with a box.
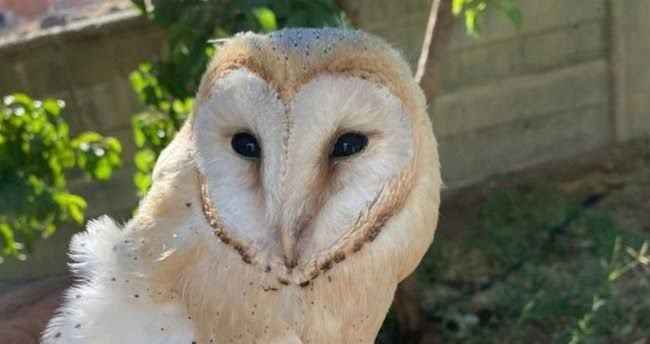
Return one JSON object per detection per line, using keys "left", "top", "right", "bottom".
{"left": 415, "top": 0, "right": 442, "bottom": 84}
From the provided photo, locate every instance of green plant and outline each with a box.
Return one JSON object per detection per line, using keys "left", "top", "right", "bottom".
{"left": 0, "top": 93, "right": 122, "bottom": 260}
{"left": 568, "top": 239, "right": 650, "bottom": 344}
{"left": 129, "top": 0, "right": 345, "bottom": 196}
{"left": 452, "top": 0, "right": 522, "bottom": 36}
{"left": 405, "top": 183, "right": 650, "bottom": 344}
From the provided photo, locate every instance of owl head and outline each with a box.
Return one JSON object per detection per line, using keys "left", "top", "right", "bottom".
{"left": 161, "top": 28, "right": 442, "bottom": 283}
{"left": 147, "top": 28, "right": 440, "bottom": 284}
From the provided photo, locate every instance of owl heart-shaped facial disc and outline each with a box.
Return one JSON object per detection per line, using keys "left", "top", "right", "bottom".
{"left": 193, "top": 28, "right": 422, "bottom": 286}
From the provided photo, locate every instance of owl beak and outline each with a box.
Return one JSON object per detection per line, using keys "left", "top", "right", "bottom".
{"left": 274, "top": 153, "right": 326, "bottom": 270}
{"left": 280, "top": 224, "right": 298, "bottom": 269}
{"left": 280, "top": 212, "right": 313, "bottom": 269}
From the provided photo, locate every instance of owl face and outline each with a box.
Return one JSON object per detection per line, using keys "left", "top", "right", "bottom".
{"left": 190, "top": 28, "right": 436, "bottom": 285}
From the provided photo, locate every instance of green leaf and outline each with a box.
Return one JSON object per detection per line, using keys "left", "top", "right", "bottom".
{"left": 465, "top": 8, "right": 479, "bottom": 35}
{"left": 0, "top": 223, "right": 18, "bottom": 256}
{"left": 68, "top": 203, "right": 85, "bottom": 224}
{"left": 54, "top": 192, "right": 87, "bottom": 224}
{"left": 134, "top": 149, "right": 156, "bottom": 172}
{"left": 132, "top": 0, "right": 147, "bottom": 13}
{"left": 42, "top": 99, "right": 62, "bottom": 117}
{"left": 500, "top": 0, "right": 523, "bottom": 26}
{"left": 105, "top": 137, "right": 122, "bottom": 152}
{"left": 41, "top": 222, "right": 56, "bottom": 238}
{"left": 132, "top": 114, "right": 147, "bottom": 148}
{"left": 7, "top": 93, "right": 33, "bottom": 109}
{"left": 53, "top": 192, "right": 87, "bottom": 209}
{"left": 134, "top": 171, "right": 152, "bottom": 196}
{"left": 73, "top": 131, "right": 103, "bottom": 143}
{"left": 452, "top": 0, "right": 465, "bottom": 15}
{"left": 453, "top": 0, "right": 522, "bottom": 36}
{"left": 93, "top": 159, "right": 112, "bottom": 181}
{"left": 253, "top": 7, "right": 278, "bottom": 32}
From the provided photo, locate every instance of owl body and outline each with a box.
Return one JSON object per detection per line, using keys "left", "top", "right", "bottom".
{"left": 43, "top": 28, "right": 441, "bottom": 344}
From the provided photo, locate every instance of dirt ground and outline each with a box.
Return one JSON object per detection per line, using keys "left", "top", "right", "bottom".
{"left": 0, "top": 276, "right": 68, "bottom": 344}
{"left": 1, "top": 138, "right": 648, "bottom": 343}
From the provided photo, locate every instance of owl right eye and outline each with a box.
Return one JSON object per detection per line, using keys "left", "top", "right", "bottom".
{"left": 231, "top": 132, "right": 261, "bottom": 159}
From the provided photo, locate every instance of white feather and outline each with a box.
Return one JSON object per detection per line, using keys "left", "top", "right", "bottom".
{"left": 42, "top": 217, "right": 196, "bottom": 343}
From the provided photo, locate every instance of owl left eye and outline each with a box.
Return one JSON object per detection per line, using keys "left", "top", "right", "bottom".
{"left": 331, "top": 132, "right": 368, "bottom": 158}
{"left": 231, "top": 132, "right": 261, "bottom": 159}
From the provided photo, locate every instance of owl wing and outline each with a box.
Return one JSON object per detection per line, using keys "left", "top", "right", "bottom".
{"left": 41, "top": 216, "right": 196, "bottom": 344}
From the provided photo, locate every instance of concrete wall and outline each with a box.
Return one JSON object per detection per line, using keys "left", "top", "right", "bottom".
{"left": 0, "top": 10, "right": 163, "bottom": 282}
{"left": 610, "top": 0, "right": 650, "bottom": 141}
{"left": 2, "top": 1, "right": 650, "bottom": 281}
{"left": 345, "top": 0, "right": 622, "bottom": 188}
{"left": 0, "top": 10, "right": 163, "bottom": 217}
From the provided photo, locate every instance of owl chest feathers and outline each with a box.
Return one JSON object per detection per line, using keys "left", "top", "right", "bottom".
{"left": 42, "top": 212, "right": 398, "bottom": 344}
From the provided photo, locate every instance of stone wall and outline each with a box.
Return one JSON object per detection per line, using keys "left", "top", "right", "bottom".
{"left": 1, "top": 1, "right": 650, "bottom": 282}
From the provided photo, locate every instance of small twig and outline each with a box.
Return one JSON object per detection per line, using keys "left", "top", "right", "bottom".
{"left": 207, "top": 38, "right": 230, "bottom": 46}
{"left": 415, "top": 0, "right": 442, "bottom": 84}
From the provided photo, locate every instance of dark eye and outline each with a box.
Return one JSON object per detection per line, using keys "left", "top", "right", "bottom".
{"left": 331, "top": 132, "right": 368, "bottom": 158}
{"left": 231, "top": 132, "right": 261, "bottom": 159}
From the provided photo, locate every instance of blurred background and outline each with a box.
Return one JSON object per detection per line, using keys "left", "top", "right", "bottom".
{"left": 0, "top": 1, "right": 648, "bottom": 343}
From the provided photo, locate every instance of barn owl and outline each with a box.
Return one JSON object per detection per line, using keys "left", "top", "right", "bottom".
{"left": 42, "top": 28, "right": 441, "bottom": 344}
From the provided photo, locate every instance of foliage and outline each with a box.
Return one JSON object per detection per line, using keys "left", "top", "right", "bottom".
{"left": 381, "top": 183, "right": 650, "bottom": 343}
{"left": 129, "top": 0, "right": 345, "bottom": 196}
{"left": 452, "top": 0, "right": 522, "bottom": 36}
{"left": 567, "top": 239, "right": 650, "bottom": 344}
{"left": 0, "top": 94, "right": 122, "bottom": 260}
